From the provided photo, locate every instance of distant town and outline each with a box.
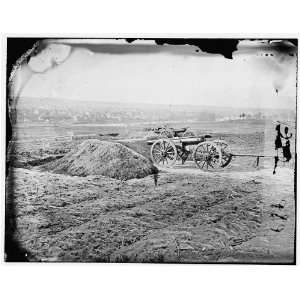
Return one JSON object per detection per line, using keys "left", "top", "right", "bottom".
{"left": 12, "top": 97, "right": 296, "bottom": 125}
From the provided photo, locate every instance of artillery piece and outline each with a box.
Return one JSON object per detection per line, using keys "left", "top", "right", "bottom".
{"left": 147, "top": 135, "right": 233, "bottom": 170}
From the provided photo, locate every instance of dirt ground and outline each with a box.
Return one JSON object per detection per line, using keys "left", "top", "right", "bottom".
{"left": 6, "top": 120, "right": 296, "bottom": 263}
{"left": 6, "top": 162, "right": 295, "bottom": 263}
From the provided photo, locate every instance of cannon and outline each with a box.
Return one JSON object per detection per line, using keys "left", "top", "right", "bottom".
{"left": 147, "top": 135, "right": 233, "bottom": 170}
{"left": 147, "top": 135, "right": 288, "bottom": 171}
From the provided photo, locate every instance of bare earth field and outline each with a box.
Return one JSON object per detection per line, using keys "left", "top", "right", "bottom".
{"left": 6, "top": 120, "right": 296, "bottom": 263}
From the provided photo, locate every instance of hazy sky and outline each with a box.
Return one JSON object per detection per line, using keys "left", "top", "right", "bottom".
{"left": 15, "top": 39, "right": 297, "bottom": 109}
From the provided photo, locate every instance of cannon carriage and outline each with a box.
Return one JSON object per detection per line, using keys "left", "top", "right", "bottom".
{"left": 147, "top": 122, "right": 293, "bottom": 173}
{"left": 147, "top": 135, "right": 232, "bottom": 170}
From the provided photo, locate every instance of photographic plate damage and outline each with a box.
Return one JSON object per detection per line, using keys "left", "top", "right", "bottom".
{"left": 5, "top": 37, "right": 297, "bottom": 263}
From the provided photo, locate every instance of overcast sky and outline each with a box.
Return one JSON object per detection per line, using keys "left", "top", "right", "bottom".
{"left": 15, "top": 39, "right": 297, "bottom": 109}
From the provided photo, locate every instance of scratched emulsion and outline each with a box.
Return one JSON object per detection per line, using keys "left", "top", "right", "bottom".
{"left": 6, "top": 38, "right": 297, "bottom": 262}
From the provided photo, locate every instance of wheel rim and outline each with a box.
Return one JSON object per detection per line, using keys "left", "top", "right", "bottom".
{"left": 151, "top": 139, "right": 177, "bottom": 167}
{"left": 193, "top": 142, "right": 222, "bottom": 170}
{"left": 213, "top": 140, "right": 232, "bottom": 168}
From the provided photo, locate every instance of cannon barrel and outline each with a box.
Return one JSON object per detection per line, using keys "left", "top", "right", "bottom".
{"left": 146, "top": 136, "right": 208, "bottom": 145}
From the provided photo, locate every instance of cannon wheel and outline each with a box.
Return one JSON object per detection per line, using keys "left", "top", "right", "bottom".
{"left": 213, "top": 140, "right": 232, "bottom": 168}
{"left": 150, "top": 139, "right": 177, "bottom": 167}
{"left": 193, "top": 141, "right": 222, "bottom": 170}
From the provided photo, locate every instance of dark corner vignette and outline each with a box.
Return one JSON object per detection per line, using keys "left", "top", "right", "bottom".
{"left": 5, "top": 38, "right": 41, "bottom": 261}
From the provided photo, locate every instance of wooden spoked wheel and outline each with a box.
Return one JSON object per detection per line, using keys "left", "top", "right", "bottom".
{"left": 213, "top": 140, "right": 232, "bottom": 168}
{"left": 150, "top": 139, "right": 178, "bottom": 167}
{"left": 193, "top": 141, "right": 222, "bottom": 170}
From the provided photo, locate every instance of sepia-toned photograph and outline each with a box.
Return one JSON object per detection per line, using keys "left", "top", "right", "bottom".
{"left": 5, "top": 37, "right": 297, "bottom": 263}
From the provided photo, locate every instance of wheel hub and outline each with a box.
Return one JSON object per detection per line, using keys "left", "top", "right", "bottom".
{"left": 162, "top": 152, "right": 168, "bottom": 158}
{"left": 203, "top": 154, "right": 211, "bottom": 160}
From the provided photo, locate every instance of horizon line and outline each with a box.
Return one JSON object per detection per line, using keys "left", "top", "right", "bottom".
{"left": 17, "top": 96, "right": 295, "bottom": 111}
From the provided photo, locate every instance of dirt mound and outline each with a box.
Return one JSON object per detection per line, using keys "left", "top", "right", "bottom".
{"left": 41, "top": 139, "right": 157, "bottom": 180}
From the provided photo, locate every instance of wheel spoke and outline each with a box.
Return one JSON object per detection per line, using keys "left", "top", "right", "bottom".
{"left": 166, "top": 153, "right": 175, "bottom": 160}
{"left": 154, "top": 153, "right": 163, "bottom": 163}
{"left": 153, "top": 149, "right": 162, "bottom": 155}
{"left": 195, "top": 155, "right": 203, "bottom": 162}
{"left": 209, "top": 147, "right": 216, "bottom": 155}
{"left": 212, "top": 156, "right": 218, "bottom": 163}
{"left": 208, "top": 160, "right": 214, "bottom": 169}
{"left": 166, "top": 148, "right": 175, "bottom": 153}
{"left": 153, "top": 153, "right": 163, "bottom": 160}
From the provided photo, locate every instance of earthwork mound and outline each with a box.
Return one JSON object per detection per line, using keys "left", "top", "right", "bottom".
{"left": 41, "top": 139, "right": 157, "bottom": 180}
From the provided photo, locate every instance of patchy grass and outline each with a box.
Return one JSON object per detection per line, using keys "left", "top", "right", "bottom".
{"left": 6, "top": 166, "right": 294, "bottom": 263}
